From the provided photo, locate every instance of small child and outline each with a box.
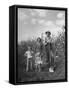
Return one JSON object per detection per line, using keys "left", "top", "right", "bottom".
{"left": 25, "top": 46, "right": 33, "bottom": 71}
{"left": 35, "top": 52, "right": 42, "bottom": 72}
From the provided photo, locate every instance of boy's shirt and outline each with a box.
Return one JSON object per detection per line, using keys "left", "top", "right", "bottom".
{"left": 25, "top": 50, "right": 33, "bottom": 59}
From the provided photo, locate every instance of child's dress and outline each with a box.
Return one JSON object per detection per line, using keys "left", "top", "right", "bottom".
{"left": 35, "top": 52, "right": 42, "bottom": 65}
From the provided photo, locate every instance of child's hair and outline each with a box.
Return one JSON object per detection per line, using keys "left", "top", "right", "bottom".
{"left": 37, "top": 37, "right": 42, "bottom": 42}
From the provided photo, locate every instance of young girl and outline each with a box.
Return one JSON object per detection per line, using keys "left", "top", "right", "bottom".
{"left": 35, "top": 37, "right": 43, "bottom": 72}
{"left": 35, "top": 52, "right": 42, "bottom": 72}
{"left": 25, "top": 46, "right": 33, "bottom": 71}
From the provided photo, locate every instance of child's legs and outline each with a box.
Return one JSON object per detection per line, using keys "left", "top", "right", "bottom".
{"left": 38, "top": 64, "right": 41, "bottom": 72}
{"left": 26, "top": 58, "right": 29, "bottom": 71}
{"left": 35, "top": 64, "right": 38, "bottom": 71}
{"left": 29, "top": 58, "right": 32, "bottom": 70}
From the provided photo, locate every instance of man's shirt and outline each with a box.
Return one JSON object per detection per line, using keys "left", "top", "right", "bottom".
{"left": 44, "top": 36, "right": 52, "bottom": 45}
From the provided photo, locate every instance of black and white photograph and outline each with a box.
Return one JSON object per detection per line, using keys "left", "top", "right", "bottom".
{"left": 17, "top": 6, "right": 67, "bottom": 83}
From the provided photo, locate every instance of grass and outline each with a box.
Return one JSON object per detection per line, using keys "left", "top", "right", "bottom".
{"left": 18, "top": 57, "right": 65, "bottom": 82}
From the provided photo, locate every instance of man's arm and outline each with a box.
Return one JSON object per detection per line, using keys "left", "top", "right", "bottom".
{"left": 44, "top": 37, "right": 47, "bottom": 45}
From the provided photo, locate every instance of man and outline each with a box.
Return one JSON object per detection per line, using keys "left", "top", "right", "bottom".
{"left": 45, "top": 31, "right": 55, "bottom": 73}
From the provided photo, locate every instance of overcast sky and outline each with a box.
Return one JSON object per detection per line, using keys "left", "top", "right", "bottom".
{"left": 18, "top": 8, "right": 65, "bottom": 43}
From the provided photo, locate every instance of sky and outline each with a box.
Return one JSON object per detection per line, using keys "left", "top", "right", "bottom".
{"left": 18, "top": 8, "right": 65, "bottom": 43}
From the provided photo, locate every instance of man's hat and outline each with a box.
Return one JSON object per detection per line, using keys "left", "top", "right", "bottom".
{"left": 45, "top": 31, "right": 51, "bottom": 35}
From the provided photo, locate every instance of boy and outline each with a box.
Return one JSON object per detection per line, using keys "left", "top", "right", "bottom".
{"left": 25, "top": 46, "right": 33, "bottom": 71}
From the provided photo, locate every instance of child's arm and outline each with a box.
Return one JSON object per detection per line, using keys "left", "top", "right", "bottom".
{"left": 31, "top": 51, "right": 34, "bottom": 56}
{"left": 24, "top": 52, "right": 27, "bottom": 57}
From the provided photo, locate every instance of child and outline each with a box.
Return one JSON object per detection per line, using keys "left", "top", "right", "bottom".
{"left": 25, "top": 46, "right": 33, "bottom": 71}
{"left": 35, "top": 52, "right": 42, "bottom": 72}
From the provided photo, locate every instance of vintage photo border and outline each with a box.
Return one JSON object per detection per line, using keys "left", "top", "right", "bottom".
{"left": 14, "top": 5, "right": 67, "bottom": 85}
